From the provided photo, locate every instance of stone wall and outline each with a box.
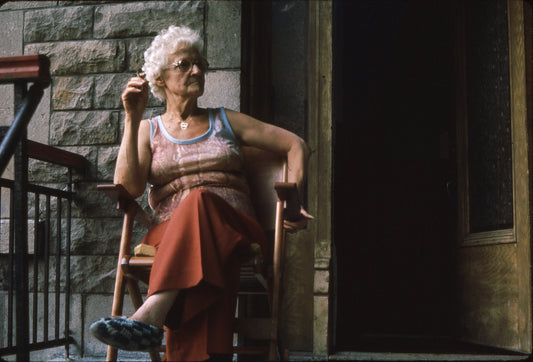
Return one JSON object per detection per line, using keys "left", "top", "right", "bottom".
{"left": 0, "top": 1, "right": 242, "bottom": 359}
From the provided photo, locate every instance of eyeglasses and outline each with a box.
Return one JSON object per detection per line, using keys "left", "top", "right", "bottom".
{"left": 166, "top": 58, "right": 209, "bottom": 73}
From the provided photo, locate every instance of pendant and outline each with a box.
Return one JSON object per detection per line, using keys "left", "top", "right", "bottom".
{"left": 180, "top": 121, "right": 189, "bottom": 130}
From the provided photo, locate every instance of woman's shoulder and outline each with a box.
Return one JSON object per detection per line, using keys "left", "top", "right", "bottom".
{"left": 209, "top": 107, "right": 240, "bottom": 144}
{"left": 139, "top": 118, "right": 155, "bottom": 145}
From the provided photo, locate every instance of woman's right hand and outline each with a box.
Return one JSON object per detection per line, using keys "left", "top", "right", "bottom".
{"left": 122, "top": 73, "right": 149, "bottom": 123}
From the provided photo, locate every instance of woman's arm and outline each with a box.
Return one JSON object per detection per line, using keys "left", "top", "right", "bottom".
{"left": 226, "top": 110, "right": 309, "bottom": 191}
{"left": 114, "top": 119, "right": 151, "bottom": 198}
{"left": 225, "top": 109, "right": 313, "bottom": 230}
{"left": 113, "top": 74, "right": 152, "bottom": 198}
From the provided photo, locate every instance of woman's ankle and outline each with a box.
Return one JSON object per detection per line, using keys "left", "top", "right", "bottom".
{"left": 130, "top": 290, "right": 179, "bottom": 328}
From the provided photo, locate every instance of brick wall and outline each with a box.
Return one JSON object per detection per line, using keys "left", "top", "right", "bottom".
{"left": 0, "top": 1, "right": 242, "bottom": 359}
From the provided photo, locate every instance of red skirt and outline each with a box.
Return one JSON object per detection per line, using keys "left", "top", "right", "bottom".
{"left": 141, "top": 188, "right": 266, "bottom": 361}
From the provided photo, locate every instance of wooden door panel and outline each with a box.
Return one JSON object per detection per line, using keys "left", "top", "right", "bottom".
{"left": 455, "top": 0, "right": 531, "bottom": 353}
{"left": 458, "top": 245, "right": 519, "bottom": 350}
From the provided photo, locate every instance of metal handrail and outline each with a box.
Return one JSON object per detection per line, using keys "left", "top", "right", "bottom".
{"left": 0, "top": 54, "right": 82, "bottom": 361}
{"left": 0, "top": 83, "right": 46, "bottom": 174}
{"left": 0, "top": 54, "right": 51, "bottom": 175}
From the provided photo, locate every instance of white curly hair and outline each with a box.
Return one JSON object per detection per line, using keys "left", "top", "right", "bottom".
{"left": 142, "top": 25, "right": 205, "bottom": 101}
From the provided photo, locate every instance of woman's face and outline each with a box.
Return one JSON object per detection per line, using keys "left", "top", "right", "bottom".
{"left": 159, "top": 45, "right": 206, "bottom": 100}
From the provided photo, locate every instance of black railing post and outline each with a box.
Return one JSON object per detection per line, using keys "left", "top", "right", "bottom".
{"left": 13, "top": 80, "right": 29, "bottom": 362}
{"left": 0, "top": 55, "right": 87, "bottom": 360}
{"left": 65, "top": 168, "right": 72, "bottom": 359}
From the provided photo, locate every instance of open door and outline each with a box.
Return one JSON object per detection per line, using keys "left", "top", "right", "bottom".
{"left": 455, "top": 0, "right": 531, "bottom": 353}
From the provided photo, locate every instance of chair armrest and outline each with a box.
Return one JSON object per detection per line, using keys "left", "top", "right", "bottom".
{"left": 97, "top": 184, "right": 134, "bottom": 204}
{"left": 274, "top": 182, "right": 301, "bottom": 221}
{"left": 97, "top": 184, "right": 152, "bottom": 228}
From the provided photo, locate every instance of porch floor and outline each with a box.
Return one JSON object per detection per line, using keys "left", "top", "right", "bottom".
{"left": 36, "top": 349, "right": 533, "bottom": 362}
{"left": 324, "top": 335, "right": 530, "bottom": 361}
{"left": 327, "top": 352, "right": 528, "bottom": 361}
{"left": 13, "top": 336, "right": 531, "bottom": 362}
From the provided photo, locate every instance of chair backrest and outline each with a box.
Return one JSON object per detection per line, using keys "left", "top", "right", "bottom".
{"left": 242, "top": 146, "right": 287, "bottom": 232}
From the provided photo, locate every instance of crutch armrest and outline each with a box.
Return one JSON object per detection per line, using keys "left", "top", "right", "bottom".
{"left": 97, "top": 183, "right": 135, "bottom": 203}
{"left": 274, "top": 182, "right": 301, "bottom": 221}
{"left": 97, "top": 184, "right": 152, "bottom": 228}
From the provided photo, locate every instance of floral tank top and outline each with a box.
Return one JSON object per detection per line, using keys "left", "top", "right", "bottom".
{"left": 147, "top": 107, "right": 255, "bottom": 225}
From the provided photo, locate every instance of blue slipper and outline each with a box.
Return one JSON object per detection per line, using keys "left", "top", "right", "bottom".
{"left": 89, "top": 317, "right": 163, "bottom": 352}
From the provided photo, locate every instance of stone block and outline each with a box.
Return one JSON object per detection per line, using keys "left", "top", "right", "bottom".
{"left": 72, "top": 181, "right": 124, "bottom": 219}
{"left": 207, "top": 0, "right": 241, "bottom": 68}
{"left": 198, "top": 70, "right": 240, "bottom": 111}
{"left": 72, "top": 182, "right": 152, "bottom": 222}
{"left": 0, "top": 256, "right": 9, "bottom": 289}
{"left": 22, "top": 256, "right": 69, "bottom": 292}
{"left": 0, "top": 84, "right": 14, "bottom": 126}
{"left": 1, "top": 1, "right": 56, "bottom": 10}
{"left": 50, "top": 110, "right": 119, "bottom": 146}
{"left": 0, "top": 187, "right": 11, "bottom": 219}
{"left": 63, "top": 145, "right": 98, "bottom": 181}
{"left": 84, "top": 294, "right": 114, "bottom": 357}
{"left": 25, "top": 183, "right": 80, "bottom": 220}
{"left": 27, "top": 86, "right": 51, "bottom": 144}
{"left": 314, "top": 238, "right": 331, "bottom": 261}
{"left": 0, "top": 9, "right": 22, "bottom": 124}
{"left": 53, "top": 76, "right": 94, "bottom": 110}
{"left": 147, "top": 94, "right": 165, "bottom": 110}
{"left": 70, "top": 255, "right": 117, "bottom": 293}
{"left": 25, "top": 40, "right": 126, "bottom": 75}
{"left": 141, "top": 107, "right": 166, "bottom": 121}
{"left": 94, "top": 1, "right": 204, "bottom": 39}
{"left": 24, "top": 6, "right": 93, "bottom": 42}
{"left": 93, "top": 73, "right": 164, "bottom": 110}
{"left": 70, "top": 217, "right": 124, "bottom": 255}
{"left": 313, "top": 295, "right": 329, "bottom": 356}
{"left": 57, "top": 0, "right": 111, "bottom": 5}
{"left": 127, "top": 37, "right": 152, "bottom": 73}
{"left": 314, "top": 257, "right": 330, "bottom": 270}
{"left": 0, "top": 219, "right": 35, "bottom": 254}
{"left": 0, "top": 9, "right": 23, "bottom": 56}
{"left": 28, "top": 145, "right": 95, "bottom": 184}
{"left": 314, "top": 269, "right": 329, "bottom": 294}
{"left": 97, "top": 145, "right": 118, "bottom": 181}
{"left": 93, "top": 73, "right": 129, "bottom": 110}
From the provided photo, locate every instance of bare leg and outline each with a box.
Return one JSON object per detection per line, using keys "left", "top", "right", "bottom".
{"left": 130, "top": 289, "right": 179, "bottom": 328}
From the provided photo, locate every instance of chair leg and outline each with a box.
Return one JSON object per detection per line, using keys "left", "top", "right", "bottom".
{"left": 105, "top": 199, "right": 140, "bottom": 361}
{"left": 126, "top": 278, "right": 163, "bottom": 362}
{"left": 149, "top": 350, "right": 162, "bottom": 361}
{"left": 126, "top": 278, "right": 144, "bottom": 310}
{"left": 106, "top": 272, "right": 126, "bottom": 361}
{"left": 106, "top": 345, "right": 118, "bottom": 362}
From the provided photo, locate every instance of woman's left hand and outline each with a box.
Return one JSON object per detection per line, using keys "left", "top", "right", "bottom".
{"left": 284, "top": 207, "right": 314, "bottom": 233}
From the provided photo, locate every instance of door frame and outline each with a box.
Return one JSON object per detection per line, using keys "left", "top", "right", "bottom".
{"left": 455, "top": 0, "right": 531, "bottom": 352}
{"left": 308, "top": 0, "right": 333, "bottom": 357}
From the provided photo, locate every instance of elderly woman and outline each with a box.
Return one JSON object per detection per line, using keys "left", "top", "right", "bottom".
{"left": 90, "top": 25, "right": 311, "bottom": 361}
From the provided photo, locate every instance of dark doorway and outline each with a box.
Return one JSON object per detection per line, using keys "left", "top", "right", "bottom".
{"left": 333, "top": 0, "right": 456, "bottom": 350}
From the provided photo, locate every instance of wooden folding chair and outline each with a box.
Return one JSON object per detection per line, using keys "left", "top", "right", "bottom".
{"left": 98, "top": 146, "right": 299, "bottom": 361}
